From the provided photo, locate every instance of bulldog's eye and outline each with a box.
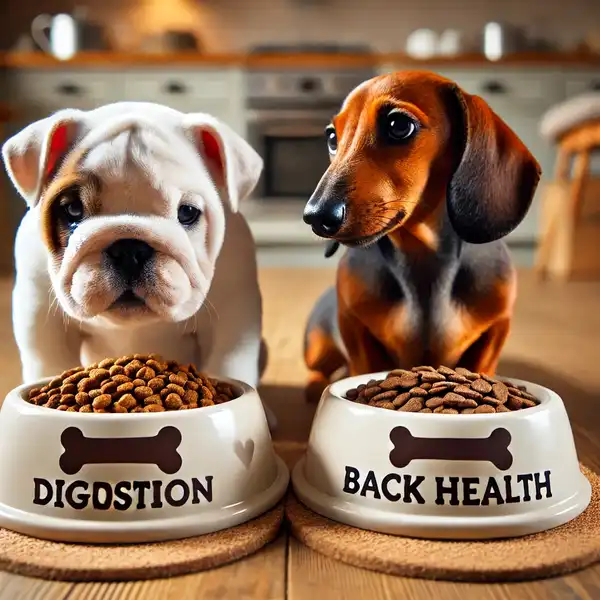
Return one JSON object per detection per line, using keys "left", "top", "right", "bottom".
{"left": 325, "top": 125, "right": 338, "bottom": 155}
{"left": 383, "top": 109, "right": 418, "bottom": 143}
{"left": 60, "top": 191, "right": 84, "bottom": 224}
{"left": 178, "top": 204, "right": 202, "bottom": 226}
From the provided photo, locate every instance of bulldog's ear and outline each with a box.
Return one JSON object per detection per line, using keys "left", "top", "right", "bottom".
{"left": 446, "top": 87, "right": 541, "bottom": 244}
{"left": 184, "top": 114, "right": 263, "bottom": 212}
{"left": 1, "top": 109, "right": 84, "bottom": 207}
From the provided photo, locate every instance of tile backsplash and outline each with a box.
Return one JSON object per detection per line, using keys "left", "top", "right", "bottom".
{"left": 3, "top": 0, "right": 600, "bottom": 53}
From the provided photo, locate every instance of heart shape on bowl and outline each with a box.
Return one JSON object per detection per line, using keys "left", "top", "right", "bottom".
{"left": 235, "top": 439, "right": 255, "bottom": 468}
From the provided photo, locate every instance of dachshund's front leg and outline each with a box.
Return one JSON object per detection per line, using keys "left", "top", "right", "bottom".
{"left": 338, "top": 308, "right": 394, "bottom": 377}
{"left": 457, "top": 317, "right": 511, "bottom": 376}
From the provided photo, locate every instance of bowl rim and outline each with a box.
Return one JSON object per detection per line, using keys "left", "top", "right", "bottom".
{"left": 326, "top": 372, "right": 557, "bottom": 419}
{"left": 8, "top": 374, "right": 257, "bottom": 420}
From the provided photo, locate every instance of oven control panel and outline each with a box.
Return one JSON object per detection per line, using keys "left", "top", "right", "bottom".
{"left": 246, "top": 69, "right": 376, "bottom": 109}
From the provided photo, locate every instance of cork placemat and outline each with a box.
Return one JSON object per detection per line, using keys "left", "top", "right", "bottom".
{"left": 0, "top": 503, "right": 284, "bottom": 581}
{"left": 287, "top": 466, "right": 600, "bottom": 582}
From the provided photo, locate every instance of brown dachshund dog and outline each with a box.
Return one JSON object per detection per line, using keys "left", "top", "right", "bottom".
{"left": 302, "top": 70, "right": 541, "bottom": 401}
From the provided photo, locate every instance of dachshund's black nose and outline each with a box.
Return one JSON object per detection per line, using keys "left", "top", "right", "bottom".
{"left": 105, "top": 239, "right": 154, "bottom": 281}
{"left": 303, "top": 200, "right": 346, "bottom": 237}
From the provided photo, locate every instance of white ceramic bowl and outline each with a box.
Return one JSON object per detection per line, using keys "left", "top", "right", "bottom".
{"left": 292, "top": 372, "right": 591, "bottom": 540}
{"left": 0, "top": 377, "right": 289, "bottom": 544}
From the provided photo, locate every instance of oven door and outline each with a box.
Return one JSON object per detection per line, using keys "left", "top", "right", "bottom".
{"left": 248, "top": 109, "right": 333, "bottom": 202}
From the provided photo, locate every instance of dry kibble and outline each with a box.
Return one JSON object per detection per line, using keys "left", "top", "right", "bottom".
{"left": 25, "top": 355, "right": 239, "bottom": 412}
{"left": 59, "top": 394, "right": 76, "bottom": 406}
{"left": 92, "top": 394, "right": 112, "bottom": 410}
{"left": 183, "top": 390, "right": 199, "bottom": 405}
{"left": 61, "top": 383, "right": 77, "bottom": 395}
{"left": 492, "top": 382, "right": 509, "bottom": 404}
{"left": 166, "top": 383, "right": 185, "bottom": 397}
{"left": 399, "top": 397, "right": 423, "bottom": 412}
{"left": 164, "top": 394, "right": 183, "bottom": 410}
{"left": 133, "top": 386, "right": 154, "bottom": 400}
{"left": 118, "top": 394, "right": 137, "bottom": 410}
{"left": 371, "top": 390, "right": 398, "bottom": 403}
{"left": 143, "top": 394, "right": 162, "bottom": 406}
{"left": 343, "top": 366, "right": 540, "bottom": 414}
{"left": 116, "top": 382, "right": 134, "bottom": 395}
{"left": 425, "top": 396, "right": 444, "bottom": 409}
{"left": 392, "top": 392, "right": 410, "bottom": 408}
{"left": 453, "top": 385, "right": 482, "bottom": 400}
{"left": 75, "top": 392, "right": 90, "bottom": 406}
{"left": 137, "top": 367, "right": 156, "bottom": 381}
{"left": 374, "top": 401, "right": 396, "bottom": 410}
{"left": 201, "top": 386, "right": 214, "bottom": 401}
{"left": 100, "top": 381, "right": 118, "bottom": 395}
{"left": 148, "top": 377, "right": 165, "bottom": 392}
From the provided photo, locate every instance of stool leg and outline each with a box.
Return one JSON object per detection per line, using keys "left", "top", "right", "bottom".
{"left": 571, "top": 151, "right": 590, "bottom": 222}
{"left": 534, "top": 149, "right": 572, "bottom": 279}
{"left": 554, "top": 147, "right": 571, "bottom": 181}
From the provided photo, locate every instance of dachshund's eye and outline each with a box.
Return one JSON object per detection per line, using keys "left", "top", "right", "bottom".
{"left": 384, "top": 110, "right": 418, "bottom": 142}
{"left": 178, "top": 204, "right": 202, "bottom": 226}
{"left": 325, "top": 125, "right": 338, "bottom": 155}
{"left": 59, "top": 190, "right": 84, "bottom": 224}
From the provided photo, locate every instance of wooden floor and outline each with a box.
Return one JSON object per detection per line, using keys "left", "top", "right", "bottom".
{"left": 0, "top": 268, "right": 599, "bottom": 599}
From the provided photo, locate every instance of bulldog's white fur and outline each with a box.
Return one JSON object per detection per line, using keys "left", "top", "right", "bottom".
{"left": 2, "top": 102, "right": 275, "bottom": 426}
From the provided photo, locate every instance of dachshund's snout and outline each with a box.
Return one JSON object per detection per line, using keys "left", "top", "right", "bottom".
{"left": 303, "top": 197, "right": 346, "bottom": 238}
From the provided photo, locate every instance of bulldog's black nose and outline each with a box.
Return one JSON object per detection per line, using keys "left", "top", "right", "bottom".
{"left": 303, "top": 200, "right": 346, "bottom": 237}
{"left": 105, "top": 239, "right": 154, "bottom": 281}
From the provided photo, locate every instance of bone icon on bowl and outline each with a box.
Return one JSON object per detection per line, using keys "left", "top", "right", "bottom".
{"left": 389, "top": 426, "right": 513, "bottom": 471}
{"left": 59, "top": 426, "right": 183, "bottom": 475}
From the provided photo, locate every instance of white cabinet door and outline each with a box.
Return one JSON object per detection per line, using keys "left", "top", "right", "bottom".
{"left": 121, "top": 68, "right": 246, "bottom": 135}
{"left": 7, "top": 70, "right": 126, "bottom": 115}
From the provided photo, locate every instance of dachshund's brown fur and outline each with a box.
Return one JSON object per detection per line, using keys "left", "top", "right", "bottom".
{"left": 303, "top": 71, "right": 541, "bottom": 401}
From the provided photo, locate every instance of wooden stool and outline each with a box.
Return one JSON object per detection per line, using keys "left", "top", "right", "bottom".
{"left": 534, "top": 116, "right": 600, "bottom": 281}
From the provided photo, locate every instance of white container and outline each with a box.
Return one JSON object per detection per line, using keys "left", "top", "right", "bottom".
{"left": 292, "top": 373, "right": 591, "bottom": 540}
{"left": 0, "top": 378, "right": 289, "bottom": 544}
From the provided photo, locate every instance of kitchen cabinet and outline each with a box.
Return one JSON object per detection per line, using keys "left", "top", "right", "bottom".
{"left": 120, "top": 68, "right": 246, "bottom": 136}
{"left": 4, "top": 66, "right": 247, "bottom": 137}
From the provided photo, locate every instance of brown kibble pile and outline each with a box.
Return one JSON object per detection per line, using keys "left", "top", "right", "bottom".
{"left": 25, "top": 354, "right": 239, "bottom": 413}
{"left": 344, "top": 366, "right": 540, "bottom": 414}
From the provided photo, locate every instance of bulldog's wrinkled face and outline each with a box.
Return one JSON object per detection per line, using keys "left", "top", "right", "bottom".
{"left": 2, "top": 104, "right": 263, "bottom": 326}
{"left": 42, "top": 127, "right": 222, "bottom": 325}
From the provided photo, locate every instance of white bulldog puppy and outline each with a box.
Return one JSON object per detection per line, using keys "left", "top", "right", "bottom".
{"left": 2, "top": 101, "right": 275, "bottom": 426}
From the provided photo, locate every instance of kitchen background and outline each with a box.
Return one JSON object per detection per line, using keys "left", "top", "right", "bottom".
{"left": 0, "top": 0, "right": 599, "bottom": 273}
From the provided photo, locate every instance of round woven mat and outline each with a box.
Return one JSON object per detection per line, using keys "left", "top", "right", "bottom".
{"left": 287, "top": 466, "right": 600, "bottom": 582}
{"left": 0, "top": 503, "right": 283, "bottom": 581}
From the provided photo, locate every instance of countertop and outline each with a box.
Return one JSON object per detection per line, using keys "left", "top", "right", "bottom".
{"left": 1, "top": 50, "right": 600, "bottom": 69}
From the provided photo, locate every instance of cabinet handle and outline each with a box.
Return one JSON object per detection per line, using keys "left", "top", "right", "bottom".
{"left": 56, "top": 83, "right": 84, "bottom": 96}
{"left": 164, "top": 82, "right": 187, "bottom": 94}
{"left": 590, "top": 81, "right": 600, "bottom": 91}
{"left": 481, "top": 81, "right": 507, "bottom": 94}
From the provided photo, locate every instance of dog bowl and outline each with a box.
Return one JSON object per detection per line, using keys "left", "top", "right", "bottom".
{"left": 0, "top": 377, "right": 289, "bottom": 544}
{"left": 292, "top": 372, "right": 591, "bottom": 540}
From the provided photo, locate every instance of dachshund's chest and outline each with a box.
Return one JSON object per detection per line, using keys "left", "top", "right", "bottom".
{"left": 384, "top": 256, "right": 507, "bottom": 362}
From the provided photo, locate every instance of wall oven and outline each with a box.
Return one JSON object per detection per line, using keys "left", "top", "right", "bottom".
{"left": 247, "top": 107, "right": 334, "bottom": 202}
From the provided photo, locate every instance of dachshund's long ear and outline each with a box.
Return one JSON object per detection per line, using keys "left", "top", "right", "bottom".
{"left": 446, "top": 86, "right": 541, "bottom": 244}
